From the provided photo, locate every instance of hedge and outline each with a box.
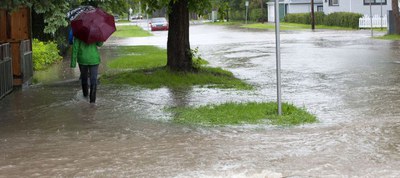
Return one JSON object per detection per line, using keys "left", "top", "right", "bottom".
{"left": 324, "top": 12, "right": 363, "bottom": 29}
{"left": 284, "top": 12, "right": 363, "bottom": 29}
{"left": 284, "top": 12, "right": 325, "bottom": 25}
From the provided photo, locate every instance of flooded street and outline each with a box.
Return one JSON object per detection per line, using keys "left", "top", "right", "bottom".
{"left": 1, "top": 24, "right": 400, "bottom": 177}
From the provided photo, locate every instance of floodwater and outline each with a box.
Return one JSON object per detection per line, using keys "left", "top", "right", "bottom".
{"left": 1, "top": 24, "right": 400, "bottom": 177}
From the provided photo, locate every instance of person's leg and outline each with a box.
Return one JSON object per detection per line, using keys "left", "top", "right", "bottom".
{"left": 79, "top": 64, "right": 89, "bottom": 97}
{"left": 89, "top": 65, "right": 99, "bottom": 103}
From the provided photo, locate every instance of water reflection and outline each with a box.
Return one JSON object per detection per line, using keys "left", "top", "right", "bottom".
{"left": 168, "top": 88, "right": 192, "bottom": 108}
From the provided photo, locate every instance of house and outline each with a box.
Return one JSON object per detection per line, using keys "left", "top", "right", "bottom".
{"left": 267, "top": 0, "right": 324, "bottom": 22}
{"left": 323, "top": 0, "right": 393, "bottom": 17}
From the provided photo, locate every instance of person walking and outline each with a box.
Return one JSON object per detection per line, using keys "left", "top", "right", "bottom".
{"left": 71, "top": 38, "right": 103, "bottom": 103}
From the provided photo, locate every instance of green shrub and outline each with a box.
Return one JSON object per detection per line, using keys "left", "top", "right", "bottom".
{"left": 230, "top": 10, "right": 245, "bottom": 21}
{"left": 284, "top": 12, "right": 325, "bottom": 25}
{"left": 284, "top": 12, "right": 361, "bottom": 29}
{"left": 249, "top": 8, "right": 266, "bottom": 22}
{"left": 324, "top": 12, "right": 363, "bottom": 29}
{"left": 32, "top": 39, "right": 62, "bottom": 71}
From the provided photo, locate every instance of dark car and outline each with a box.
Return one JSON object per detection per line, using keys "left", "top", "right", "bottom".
{"left": 149, "top": 17, "right": 169, "bottom": 31}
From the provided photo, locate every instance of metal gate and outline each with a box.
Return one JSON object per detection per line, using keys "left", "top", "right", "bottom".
{"left": 20, "top": 39, "right": 33, "bottom": 83}
{"left": 0, "top": 43, "right": 13, "bottom": 99}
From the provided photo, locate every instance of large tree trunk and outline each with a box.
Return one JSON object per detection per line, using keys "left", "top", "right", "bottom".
{"left": 167, "top": 0, "right": 192, "bottom": 71}
{"left": 392, "top": 0, "right": 400, "bottom": 34}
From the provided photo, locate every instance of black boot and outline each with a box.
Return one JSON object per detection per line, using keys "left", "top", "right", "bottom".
{"left": 89, "top": 84, "right": 97, "bottom": 103}
{"left": 82, "top": 84, "right": 88, "bottom": 97}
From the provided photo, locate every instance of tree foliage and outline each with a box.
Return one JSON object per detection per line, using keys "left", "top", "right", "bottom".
{"left": 142, "top": 0, "right": 211, "bottom": 15}
{"left": 0, "top": 0, "right": 131, "bottom": 34}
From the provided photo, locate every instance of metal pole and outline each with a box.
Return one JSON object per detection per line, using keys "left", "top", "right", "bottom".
{"left": 274, "top": 0, "right": 282, "bottom": 115}
{"left": 370, "top": 1, "right": 373, "bottom": 37}
{"left": 381, "top": 0, "right": 383, "bottom": 30}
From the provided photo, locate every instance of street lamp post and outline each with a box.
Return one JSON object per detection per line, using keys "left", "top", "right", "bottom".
{"left": 245, "top": 1, "right": 249, "bottom": 24}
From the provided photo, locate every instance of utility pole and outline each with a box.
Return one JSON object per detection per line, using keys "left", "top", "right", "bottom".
{"left": 370, "top": 1, "right": 373, "bottom": 37}
{"left": 311, "top": 0, "right": 315, "bottom": 30}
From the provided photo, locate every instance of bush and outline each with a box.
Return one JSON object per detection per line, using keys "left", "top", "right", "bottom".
{"left": 32, "top": 39, "right": 62, "bottom": 71}
{"left": 324, "top": 12, "right": 363, "bottom": 29}
{"left": 284, "top": 12, "right": 362, "bottom": 29}
{"left": 249, "top": 8, "right": 266, "bottom": 22}
{"left": 284, "top": 12, "right": 325, "bottom": 25}
{"left": 230, "top": 10, "right": 245, "bottom": 21}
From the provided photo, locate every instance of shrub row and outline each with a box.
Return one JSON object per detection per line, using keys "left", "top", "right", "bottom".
{"left": 284, "top": 12, "right": 363, "bottom": 29}
{"left": 32, "top": 39, "right": 62, "bottom": 71}
{"left": 229, "top": 8, "right": 267, "bottom": 22}
{"left": 284, "top": 12, "right": 325, "bottom": 25}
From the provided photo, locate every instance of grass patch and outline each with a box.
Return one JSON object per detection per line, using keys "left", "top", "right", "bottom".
{"left": 102, "top": 46, "right": 252, "bottom": 89}
{"left": 374, "top": 34, "right": 400, "bottom": 40}
{"left": 241, "top": 22, "right": 354, "bottom": 31}
{"left": 107, "top": 46, "right": 166, "bottom": 70}
{"left": 207, "top": 21, "right": 242, "bottom": 26}
{"left": 116, "top": 20, "right": 130, "bottom": 23}
{"left": 101, "top": 67, "right": 252, "bottom": 89}
{"left": 112, "top": 25, "right": 152, "bottom": 38}
{"left": 171, "top": 102, "right": 317, "bottom": 126}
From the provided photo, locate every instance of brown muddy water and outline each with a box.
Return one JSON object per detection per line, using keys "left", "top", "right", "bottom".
{"left": 0, "top": 24, "right": 399, "bottom": 177}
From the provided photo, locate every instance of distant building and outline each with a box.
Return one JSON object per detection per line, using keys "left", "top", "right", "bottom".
{"left": 267, "top": 0, "right": 323, "bottom": 22}
{"left": 323, "top": 0, "right": 393, "bottom": 17}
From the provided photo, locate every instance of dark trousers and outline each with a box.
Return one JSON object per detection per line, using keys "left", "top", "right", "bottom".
{"left": 79, "top": 64, "right": 98, "bottom": 103}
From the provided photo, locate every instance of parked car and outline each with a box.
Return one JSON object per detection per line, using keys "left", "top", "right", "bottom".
{"left": 131, "top": 14, "right": 143, "bottom": 20}
{"left": 113, "top": 15, "right": 119, "bottom": 22}
{"left": 149, "top": 17, "right": 169, "bottom": 31}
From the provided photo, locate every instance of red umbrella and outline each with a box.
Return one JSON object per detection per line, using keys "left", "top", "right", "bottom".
{"left": 71, "top": 8, "right": 116, "bottom": 44}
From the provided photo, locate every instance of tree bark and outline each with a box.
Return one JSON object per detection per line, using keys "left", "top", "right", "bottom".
{"left": 392, "top": 0, "right": 400, "bottom": 34}
{"left": 167, "top": 0, "right": 192, "bottom": 71}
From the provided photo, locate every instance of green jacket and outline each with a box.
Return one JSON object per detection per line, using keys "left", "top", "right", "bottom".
{"left": 70, "top": 38, "right": 103, "bottom": 68}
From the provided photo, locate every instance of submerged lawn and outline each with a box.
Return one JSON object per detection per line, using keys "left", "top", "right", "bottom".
{"left": 101, "top": 46, "right": 252, "bottom": 89}
{"left": 375, "top": 34, "right": 400, "bottom": 40}
{"left": 172, "top": 102, "right": 317, "bottom": 126}
{"left": 107, "top": 46, "right": 166, "bottom": 70}
{"left": 102, "top": 67, "right": 252, "bottom": 89}
{"left": 112, "top": 25, "right": 152, "bottom": 38}
{"left": 241, "top": 22, "right": 354, "bottom": 31}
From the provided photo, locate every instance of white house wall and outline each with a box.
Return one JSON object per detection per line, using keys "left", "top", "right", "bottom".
{"left": 268, "top": 3, "right": 322, "bottom": 22}
{"left": 323, "top": 0, "right": 393, "bottom": 17}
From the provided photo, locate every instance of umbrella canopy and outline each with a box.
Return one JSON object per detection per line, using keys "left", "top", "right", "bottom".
{"left": 67, "top": 6, "right": 95, "bottom": 21}
{"left": 71, "top": 8, "right": 116, "bottom": 44}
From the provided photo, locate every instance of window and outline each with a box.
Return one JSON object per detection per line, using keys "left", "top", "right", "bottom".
{"left": 317, "top": 6, "right": 323, "bottom": 12}
{"left": 364, "top": 0, "right": 387, "bottom": 5}
{"left": 329, "top": 0, "right": 339, "bottom": 6}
